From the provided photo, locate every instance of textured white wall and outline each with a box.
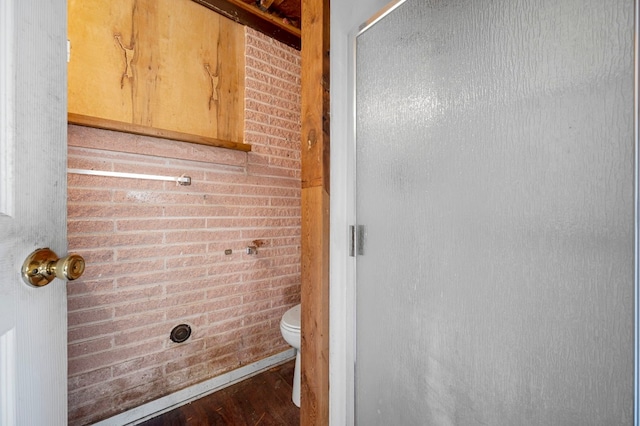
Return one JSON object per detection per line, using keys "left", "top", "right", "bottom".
{"left": 333, "top": 0, "right": 635, "bottom": 425}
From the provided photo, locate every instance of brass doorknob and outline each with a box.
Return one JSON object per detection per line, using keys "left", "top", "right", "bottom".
{"left": 21, "top": 248, "right": 86, "bottom": 287}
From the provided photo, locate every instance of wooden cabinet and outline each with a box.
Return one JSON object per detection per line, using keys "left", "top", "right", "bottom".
{"left": 68, "top": 0, "right": 248, "bottom": 150}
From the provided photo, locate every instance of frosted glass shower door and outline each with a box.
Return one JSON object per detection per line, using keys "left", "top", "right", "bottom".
{"left": 354, "top": 0, "right": 634, "bottom": 425}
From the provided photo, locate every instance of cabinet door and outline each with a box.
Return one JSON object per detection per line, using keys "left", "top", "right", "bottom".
{"left": 68, "top": 0, "right": 245, "bottom": 143}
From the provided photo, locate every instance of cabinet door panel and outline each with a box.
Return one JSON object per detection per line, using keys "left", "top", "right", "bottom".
{"left": 68, "top": 0, "right": 244, "bottom": 143}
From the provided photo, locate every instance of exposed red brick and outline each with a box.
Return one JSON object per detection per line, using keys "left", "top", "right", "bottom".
{"left": 68, "top": 336, "right": 113, "bottom": 359}
{"left": 68, "top": 311, "right": 166, "bottom": 344}
{"left": 68, "top": 340, "right": 165, "bottom": 376}
{"left": 114, "top": 323, "right": 173, "bottom": 347}
{"left": 67, "top": 306, "right": 114, "bottom": 326}
{"left": 116, "top": 268, "right": 208, "bottom": 287}
{"left": 68, "top": 366, "right": 112, "bottom": 390}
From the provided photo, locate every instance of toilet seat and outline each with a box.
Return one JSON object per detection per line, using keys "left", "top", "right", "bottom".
{"left": 281, "top": 304, "right": 301, "bottom": 331}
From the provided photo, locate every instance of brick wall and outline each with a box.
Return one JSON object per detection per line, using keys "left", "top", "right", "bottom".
{"left": 67, "top": 28, "right": 301, "bottom": 425}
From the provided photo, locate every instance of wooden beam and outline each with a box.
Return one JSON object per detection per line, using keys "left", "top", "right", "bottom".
{"left": 300, "top": 0, "right": 330, "bottom": 424}
{"left": 258, "top": 0, "right": 284, "bottom": 11}
{"left": 191, "top": 0, "right": 301, "bottom": 50}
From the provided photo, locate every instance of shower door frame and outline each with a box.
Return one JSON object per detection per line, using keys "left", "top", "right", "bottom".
{"left": 634, "top": 2, "right": 639, "bottom": 424}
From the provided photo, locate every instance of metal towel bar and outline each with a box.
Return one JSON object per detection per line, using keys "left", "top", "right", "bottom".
{"left": 67, "top": 168, "right": 191, "bottom": 186}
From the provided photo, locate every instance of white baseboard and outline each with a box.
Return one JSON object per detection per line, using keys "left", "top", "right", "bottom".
{"left": 92, "top": 349, "right": 296, "bottom": 426}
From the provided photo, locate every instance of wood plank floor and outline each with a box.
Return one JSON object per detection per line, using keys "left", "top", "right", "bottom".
{"left": 138, "top": 360, "right": 299, "bottom": 426}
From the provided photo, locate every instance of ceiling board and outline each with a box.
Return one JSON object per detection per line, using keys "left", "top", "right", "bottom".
{"left": 192, "top": 0, "right": 301, "bottom": 50}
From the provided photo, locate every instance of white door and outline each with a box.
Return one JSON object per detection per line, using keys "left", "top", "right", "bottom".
{"left": 1, "top": 0, "right": 69, "bottom": 424}
{"left": 354, "top": 0, "right": 635, "bottom": 424}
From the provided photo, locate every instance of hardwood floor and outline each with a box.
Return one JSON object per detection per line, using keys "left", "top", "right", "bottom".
{"left": 139, "top": 360, "right": 299, "bottom": 426}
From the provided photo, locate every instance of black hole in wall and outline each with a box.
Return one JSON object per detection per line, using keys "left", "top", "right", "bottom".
{"left": 170, "top": 324, "right": 191, "bottom": 343}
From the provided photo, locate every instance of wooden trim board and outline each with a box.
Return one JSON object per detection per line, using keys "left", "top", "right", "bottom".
{"left": 300, "top": 0, "right": 330, "bottom": 424}
{"left": 68, "top": 113, "right": 251, "bottom": 152}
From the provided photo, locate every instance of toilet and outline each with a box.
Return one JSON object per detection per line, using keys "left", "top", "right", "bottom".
{"left": 280, "top": 303, "right": 301, "bottom": 407}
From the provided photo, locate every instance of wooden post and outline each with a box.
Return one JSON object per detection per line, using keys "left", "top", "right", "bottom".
{"left": 300, "top": 0, "right": 330, "bottom": 424}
